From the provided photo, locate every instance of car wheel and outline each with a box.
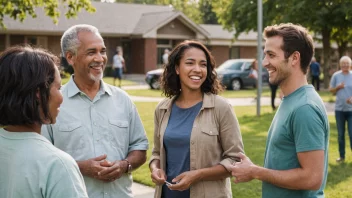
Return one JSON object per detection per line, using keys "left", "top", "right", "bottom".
{"left": 231, "top": 78, "right": 242, "bottom": 90}
{"left": 150, "top": 78, "right": 160, "bottom": 89}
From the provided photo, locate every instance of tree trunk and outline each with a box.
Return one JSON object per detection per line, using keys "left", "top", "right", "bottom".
{"left": 337, "top": 41, "right": 348, "bottom": 59}
{"left": 322, "top": 27, "right": 331, "bottom": 89}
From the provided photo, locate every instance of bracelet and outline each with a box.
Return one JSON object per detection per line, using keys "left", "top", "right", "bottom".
{"left": 122, "top": 159, "right": 132, "bottom": 174}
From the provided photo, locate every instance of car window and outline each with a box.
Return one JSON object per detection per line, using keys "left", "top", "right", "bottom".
{"left": 217, "top": 60, "right": 244, "bottom": 71}
{"left": 243, "top": 62, "right": 252, "bottom": 70}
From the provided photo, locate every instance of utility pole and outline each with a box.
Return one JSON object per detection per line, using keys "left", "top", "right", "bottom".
{"left": 256, "top": 0, "right": 263, "bottom": 117}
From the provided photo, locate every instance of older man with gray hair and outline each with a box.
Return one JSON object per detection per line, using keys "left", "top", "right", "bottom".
{"left": 42, "top": 24, "right": 149, "bottom": 198}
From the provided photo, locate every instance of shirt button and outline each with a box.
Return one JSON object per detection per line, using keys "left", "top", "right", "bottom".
{"left": 191, "top": 141, "right": 194, "bottom": 145}
{"left": 210, "top": 131, "right": 212, "bottom": 134}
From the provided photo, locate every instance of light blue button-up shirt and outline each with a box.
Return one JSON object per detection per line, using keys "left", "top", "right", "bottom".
{"left": 330, "top": 70, "right": 352, "bottom": 111}
{"left": 42, "top": 76, "right": 149, "bottom": 198}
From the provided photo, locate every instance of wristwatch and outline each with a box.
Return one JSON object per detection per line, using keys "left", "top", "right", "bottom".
{"left": 123, "top": 159, "right": 132, "bottom": 174}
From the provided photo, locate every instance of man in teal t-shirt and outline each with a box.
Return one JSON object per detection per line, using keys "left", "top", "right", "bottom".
{"left": 231, "top": 23, "right": 329, "bottom": 198}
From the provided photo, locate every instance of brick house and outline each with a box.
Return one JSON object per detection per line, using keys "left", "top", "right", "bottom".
{"left": 0, "top": 2, "right": 263, "bottom": 74}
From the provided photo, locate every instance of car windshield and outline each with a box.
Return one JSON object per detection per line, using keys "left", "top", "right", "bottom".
{"left": 217, "top": 60, "right": 247, "bottom": 72}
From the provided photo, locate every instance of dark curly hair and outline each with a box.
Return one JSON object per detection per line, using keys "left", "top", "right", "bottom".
{"left": 161, "top": 40, "right": 223, "bottom": 98}
{"left": 0, "top": 46, "right": 59, "bottom": 126}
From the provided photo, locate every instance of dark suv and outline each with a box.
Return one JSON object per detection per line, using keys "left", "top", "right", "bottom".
{"left": 216, "top": 59, "right": 268, "bottom": 90}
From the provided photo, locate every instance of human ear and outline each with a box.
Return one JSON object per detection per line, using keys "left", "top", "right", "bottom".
{"left": 291, "top": 51, "right": 300, "bottom": 66}
{"left": 175, "top": 65, "right": 180, "bottom": 75}
{"left": 65, "top": 51, "right": 75, "bottom": 66}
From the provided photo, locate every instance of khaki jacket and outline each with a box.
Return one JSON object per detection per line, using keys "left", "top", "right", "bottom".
{"left": 150, "top": 93, "right": 244, "bottom": 198}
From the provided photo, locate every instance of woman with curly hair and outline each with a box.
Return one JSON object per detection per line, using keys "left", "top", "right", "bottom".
{"left": 149, "top": 40, "right": 244, "bottom": 198}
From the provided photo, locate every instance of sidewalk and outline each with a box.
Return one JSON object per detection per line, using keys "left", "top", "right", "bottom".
{"left": 132, "top": 182, "right": 154, "bottom": 198}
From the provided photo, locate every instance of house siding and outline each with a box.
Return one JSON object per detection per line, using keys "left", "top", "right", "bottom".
{"left": 144, "top": 38, "right": 157, "bottom": 73}
{"left": 158, "top": 19, "right": 196, "bottom": 38}
{"left": 240, "top": 46, "right": 257, "bottom": 59}
{"left": 210, "top": 46, "right": 230, "bottom": 67}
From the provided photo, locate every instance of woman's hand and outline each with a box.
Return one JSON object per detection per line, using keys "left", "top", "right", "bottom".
{"left": 167, "top": 170, "right": 201, "bottom": 191}
{"left": 151, "top": 168, "right": 167, "bottom": 185}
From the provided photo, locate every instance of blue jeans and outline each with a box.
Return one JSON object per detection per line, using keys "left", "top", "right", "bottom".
{"left": 335, "top": 111, "right": 352, "bottom": 158}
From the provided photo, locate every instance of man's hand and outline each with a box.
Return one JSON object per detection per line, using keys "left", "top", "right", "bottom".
{"left": 97, "top": 160, "right": 127, "bottom": 182}
{"left": 337, "top": 82, "right": 345, "bottom": 90}
{"left": 167, "top": 170, "right": 201, "bottom": 191}
{"left": 151, "top": 168, "right": 167, "bottom": 185}
{"left": 77, "top": 154, "right": 111, "bottom": 180}
{"left": 231, "top": 153, "right": 256, "bottom": 183}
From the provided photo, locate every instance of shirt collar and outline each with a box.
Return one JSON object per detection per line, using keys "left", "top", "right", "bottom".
{"left": 66, "top": 75, "right": 112, "bottom": 98}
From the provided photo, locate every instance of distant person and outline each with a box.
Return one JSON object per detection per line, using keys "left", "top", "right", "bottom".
{"left": 329, "top": 56, "right": 352, "bottom": 163}
{"left": 310, "top": 57, "right": 321, "bottom": 91}
{"left": 112, "top": 50, "right": 125, "bottom": 87}
{"left": 149, "top": 40, "right": 244, "bottom": 198}
{"left": 162, "top": 49, "right": 169, "bottom": 64}
{"left": 42, "top": 24, "right": 149, "bottom": 198}
{"left": 248, "top": 60, "right": 258, "bottom": 82}
{"left": 231, "top": 23, "right": 329, "bottom": 198}
{"left": 0, "top": 46, "right": 87, "bottom": 198}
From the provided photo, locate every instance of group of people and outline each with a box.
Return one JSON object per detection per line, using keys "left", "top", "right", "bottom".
{"left": 0, "top": 23, "right": 330, "bottom": 198}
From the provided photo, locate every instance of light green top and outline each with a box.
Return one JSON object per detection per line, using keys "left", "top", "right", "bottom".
{"left": 263, "top": 85, "right": 329, "bottom": 198}
{"left": 42, "top": 76, "right": 149, "bottom": 198}
{"left": 0, "top": 128, "right": 88, "bottom": 198}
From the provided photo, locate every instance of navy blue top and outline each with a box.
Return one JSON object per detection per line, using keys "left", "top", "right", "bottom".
{"left": 310, "top": 62, "right": 320, "bottom": 76}
{"left": 161, "top": 101, "right": 202, "bottom": 198}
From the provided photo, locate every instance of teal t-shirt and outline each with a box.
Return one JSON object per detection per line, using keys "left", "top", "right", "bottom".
{"left": 263, "top": 85, "right": 329, "bottom": 198}
{"left": 0, "top": 128, "right": 88, "bottom": 198}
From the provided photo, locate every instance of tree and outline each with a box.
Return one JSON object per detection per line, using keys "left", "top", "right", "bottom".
{"left": 213, "top": 0, "right": 352, "bottom": 88}
{"left": 0, "top": 0, "right": 95, "bottom": 28}
{"left": 331, "top": 27, "right": 352, "bottom": 58}
{"left": 199, "top": 0, "right": 218, "bottom": 24}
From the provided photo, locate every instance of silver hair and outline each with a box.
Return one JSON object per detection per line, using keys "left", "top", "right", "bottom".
{"left": 60, "top": 24, "right": 102, "bottom": 57}
{"left": 340, "top": 55, "right": 352, "bottom": 65}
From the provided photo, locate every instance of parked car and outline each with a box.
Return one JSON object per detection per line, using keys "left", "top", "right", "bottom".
{"left": 145, "top": 68, "right": 163, "bottom": 89}
{"left": 216, "top": 59, "right": 268, "bottom": 90}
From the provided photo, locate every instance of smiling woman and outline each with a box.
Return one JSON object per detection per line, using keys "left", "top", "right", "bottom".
{"left": 149, "top": 40, "right": 244, "bottom": 198}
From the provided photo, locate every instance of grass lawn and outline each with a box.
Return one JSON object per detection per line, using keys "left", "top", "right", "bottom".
{"left": 125, "top": 88, "right": 272, "bottom": 98}
{"left": 126, "top": 88, "right": 335, "bottom": 103}
{"left": 132, "top": 102, "right": 351, "bottom": 198}
{"left": 61, "top": 77, "right": 137, "bottom": 86}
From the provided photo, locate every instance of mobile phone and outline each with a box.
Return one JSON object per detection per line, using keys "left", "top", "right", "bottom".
{"left": 165, "top": 181, "right": 173, "bottom": 186}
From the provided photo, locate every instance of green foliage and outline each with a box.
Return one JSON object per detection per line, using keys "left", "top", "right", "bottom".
{"left": 0, "top": 0, "right": 95, "bottom": 28}
{"left": 199, "top": 0, "right": 218, "bottom": 24}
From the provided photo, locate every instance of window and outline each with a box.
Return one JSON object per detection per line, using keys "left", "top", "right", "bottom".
{"left": 25, "top": 36, "right": 47, "bottom": 48}
{"left": 230, "top": 47, "right": 240, "bottom": 59}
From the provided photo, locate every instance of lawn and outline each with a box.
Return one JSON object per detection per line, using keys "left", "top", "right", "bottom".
{"left": 126, "top": 88, "right": 335, "bottom": 102}
{"left": 61, "top": 77, "right": 137, "bottom": 86}
{"left": 132, "top": 102, "right": 351, "bottom": 198}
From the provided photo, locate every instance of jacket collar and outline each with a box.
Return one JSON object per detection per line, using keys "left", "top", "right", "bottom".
{"left": 159, "top": 93, "right": 215, "bottom": 110}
